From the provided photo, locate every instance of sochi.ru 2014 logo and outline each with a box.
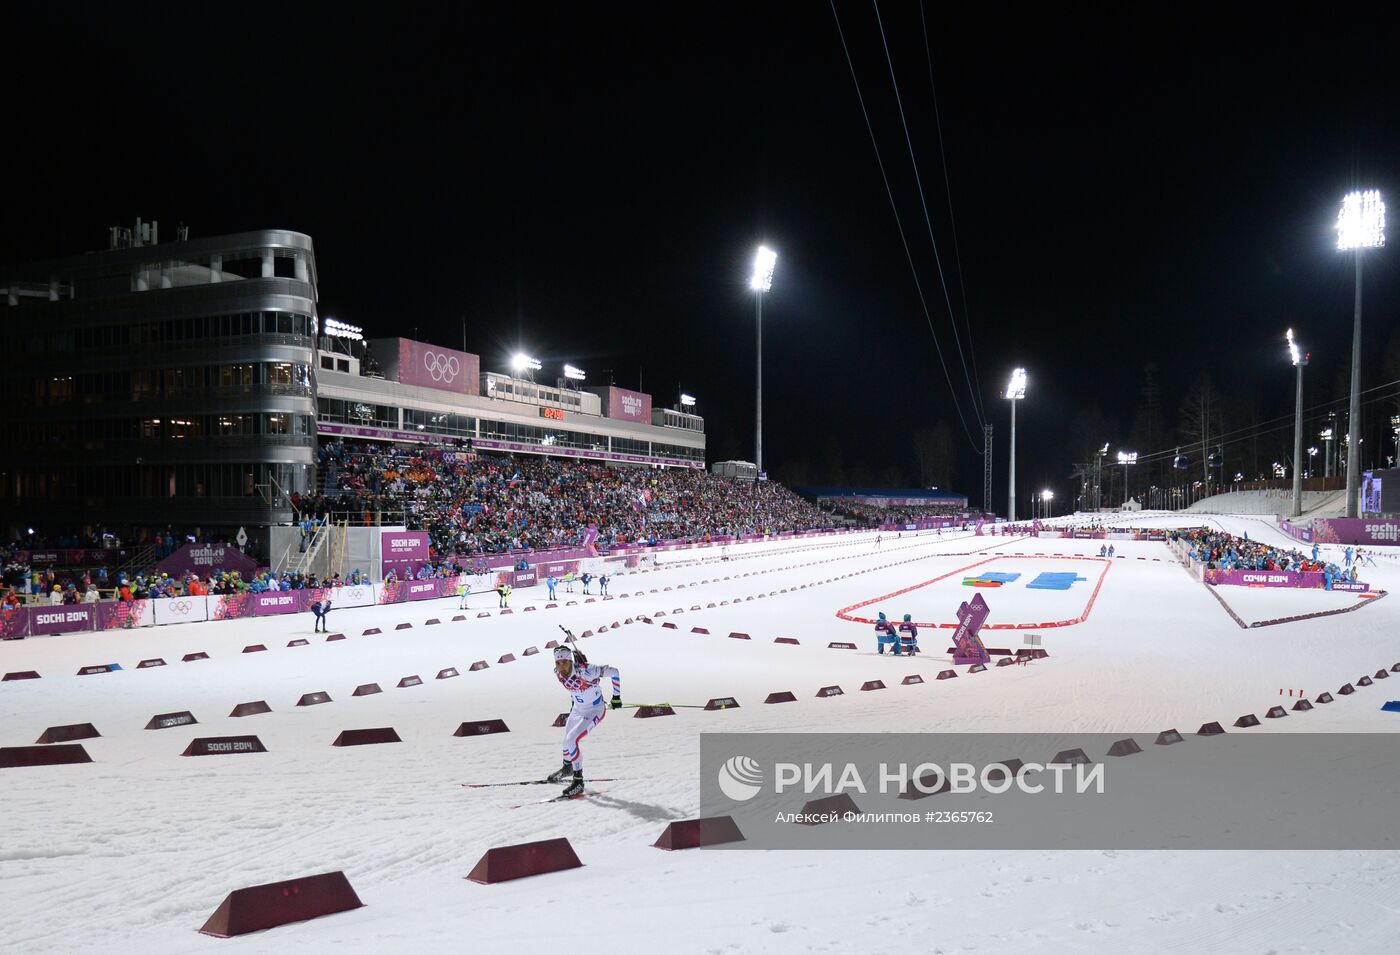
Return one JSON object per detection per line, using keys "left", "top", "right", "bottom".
{"left": 422, "top": 350, "right": 460, "bottom": 384}
{"left": 717, "top": 755, "right": 764, "bottom": 801}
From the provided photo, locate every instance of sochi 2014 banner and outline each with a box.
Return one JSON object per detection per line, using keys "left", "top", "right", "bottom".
{"left": 1311, "top": 519, "right": 1400, "bottom": 546}
{"left": 28, "top": 606, "right": 97, "bottom": 636}
{"left": 378, "top": 577, "right": 460, "bottom": 604}
{"left": 1204, "top": 568, "right": 1369, "bottom": 591}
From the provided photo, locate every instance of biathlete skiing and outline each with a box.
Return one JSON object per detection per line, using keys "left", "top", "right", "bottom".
{"left": 547, "top": 629, "right": 622, "bottom": 798}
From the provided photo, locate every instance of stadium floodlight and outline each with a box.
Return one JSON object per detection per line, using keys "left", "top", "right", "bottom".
{"left": 563, "top": 364, "right": 587, "bottom": 381}
{"left": 679, "top": 393, "right": 696, "bottom": 407}
{"left": 1337, "top": 190, "right": 1385, "bottom": 517}
{"left": 322, "top": 317, "right": 364, "bottom": 341}
{"left": 511, "top": 352, "right": 542, "bottom": 373}
{"left": 1004, "top": 368, "right": 1027, "bottom": 521}
{"left": 1040, "top": 488, "right": 1054, "bottom": 520}
{"left": 750, "top": 245, "right": 777, "bottom": 292}
{"left": 1285, "top": 328, "right": 1309, "bottom": 516}
{"left": 750, "top": 244, "right": 777, "bottom": 475}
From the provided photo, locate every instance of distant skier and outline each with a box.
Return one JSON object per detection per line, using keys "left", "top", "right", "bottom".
{"left": 1311, "top": 543, "right": 1320, "bottom": 562}
{"left": 581, "top": 572, "right": 593, "bottom": 595}
{"left": 598, "top": 573, "right": 609, "bottom": 595}
{"left": 547, "top": 642, "right": 622, "bottom": 798}
{"left": 457, "top": 577, "right": 471, "bottom": 610}
{"left": 1344, "top": 547, "right": 1354, "bottom": 568}
{"left": 1107, "top": 544, "right": 1115, "bottom": 558}
{"left": 874, "top": 534, "right": 882, "bottom": 551}
{"left": 495, "top": 583, "right": 512, "bottom": 608}
{"left": 310, "top": 595, "right": 332, "bottom": 633}
{"left": 547, "top": 575, "right": 559, "bottom": 600}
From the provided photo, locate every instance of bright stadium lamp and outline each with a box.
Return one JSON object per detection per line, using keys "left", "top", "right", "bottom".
{"left": 1117, "top": 450, "right": 1137, "bottom": 508}
{"left": 563, "top": 364, "right": 587, "bottom": 381}
{"left": 679, "top": 393, "right": 696, "bottom": 407}
{"left": 511, "top": 352, "right": 542, "bottom": 373}
{"left": 1336, "top": 189, "right": 1385, "bottom": 517}
{"left": 1040, "top": 488, "right": 1054, "bottom": 520}
{"left": 1004, "top": 368, "right": 1027, "bottom": 521}
{"left": 749, "top": 244, "right": 777, "bottom": 475}
{"left": 1285, "top": 328, "right": 1309, "bottom": 517}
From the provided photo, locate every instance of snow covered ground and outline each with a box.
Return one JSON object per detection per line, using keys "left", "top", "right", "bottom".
{"left": 4, "top": 518, "right": 1400, "bottom": 954}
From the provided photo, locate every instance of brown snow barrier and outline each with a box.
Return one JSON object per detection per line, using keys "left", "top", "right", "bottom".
{"left": 1392, "top": 662, "right": 1400, "bottom": 673}
{"left": 326, "top": 633, "right": 346, "bottom": 642}
{"left": 705, "top": 697, "right": 740, "bottom": 710}
{"left": 1155, "top": 729, "right": 1184, "bottom": 745}
{"left": 553, "top": 713, "right": 569, "bottom": 727}
{"left": 183, "top": 736, "right": 267, "bottom": 756}
{"left": 828, "top": 642, "right": 857, "bottom": 649}
{"left": 764, "top": 691, "right": 797, "bottom": 704}
{"left": 469, "top": 661, "right": 490, "bottom": 672}
{"left": 229, "top": 701, "right": 271, "bottom": 717}
{"left": 3, "top": 671, "right": 41, "bottom": 680}
{"left": 816, "top": 685, "right": 844, "bottom": 697}
{"left": 1339, "top": 683, "right": 1356, "bottom": 695}
{"left": 728, "top": 632, "right": 751, "bottom": 640}
{"left": 795, "top": 792, "right": 861, "bottom": 824}
{"left": 1358, "top": 676, "right": 1374, "bottom": 687}
{"left": 662, "top": 622, "right": 678, "bottom": 629}
{"left": 1052, "top": 748, "right": 1092, "bottom": 765}
{"left": 137, "top": 659, "right": 166, "bottom": 668}
{"left": 77, "top": 664, "right": 114, "bottom": 676}
{"left": 634, "top": 705, "right": 676, "bottom": 718}
{"left": 395, "top": 623, "right": 413, "bottom": 630}
{"left": 288, "top": 639, "right": 309, "bottom": 647}
{"left": 333, "top": 728, "right": 401, "bottom": 746}
{"left": 398, "top": 676, "right": 423, "bottom": 688}
{"left": 1197, "top": 721, "right": 1226, "bottom": 736}
{"left": 425, "top": 619, "right": 441, "bottom": 626}
{"left": 936, "top": 670, "right": 958, "bottom": 680}
{"left": 1107, "top": 738, "right": 1143, "bottom": 757}
{"left": 653, "top": 816, "right": 746, "bottom": 850}
{"left": 996, "top": 657, "right": 1016, "bottom": 667}
{"left": 523, "top": 647, "right": 539, "bottom": 657}
{"left": 182, "top": 652, "right": 210, "bottom": 662}
{"left": 902, "top": 674, "right": 925, "bottom": 685}
{"left": 37, "top": 723, "right": 101, "bottom": 744}
{"left": 1376, "top": 669, "right": 1390, "bottom": 680}
{"left": 690, "top": 605, "right": 702, "bottom": 612}
{"left": 545, "top": 640, "right": 559, "bottom": 649}
{"left": 243, "top": 645, "right": 267, "bottom": 653}
{"left": 454, "top": 720, "right": 510, "bottom": 737}
{"left": 144, "top": 711, "right": 196, "bottom": 730}
{"left": 968, "top": 664, "right": 988, "bottom": 673}
{"left": 477, "top": 612, "right": 491, "bottom": 618}
{"left": 466, "top": 838, "right": 582, "bottom": 884}
{"left": 198, "top": 870, "right": 364, "bottom": 937}
{"left": 1, "top": 744, "right": 93, "bottom": 768}
{"left": 362, "top": 627, "right": 381, "bottom": 635}
{"left": 1266, "top": 706, "right": 1289, "bottom": 719}
{"left": 353, "top": 683, "right": 382, "bottom": 697}
{"left": 436, "top": 668, "right": 460, "bottom": 680}
{"left": 692, "top": 627, "right": 710, "bottom": 635}
{"left": 861, "top": 680, "right": 887, "bottom": 691}
{"left": 1292, "top": 699, "right": 1314, "bottom": 711}
{"left": 1316, "top": 692, "right": 1335, "bottom": 703}
{"left": 297, "top": 691, "right": 332, "bottom": 707}
{"left": 498, "top": 654, "right": 516, "bottom": 664}
{"left": 453, "top": 615, "right": 467, "bottom": 622}
{"left": 774, "top": 637, "right": 799, "bottom": 645}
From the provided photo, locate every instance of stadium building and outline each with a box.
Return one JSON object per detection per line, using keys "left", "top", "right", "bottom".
{"left": 0, "top": 223, "right": 705, "bottom": 550}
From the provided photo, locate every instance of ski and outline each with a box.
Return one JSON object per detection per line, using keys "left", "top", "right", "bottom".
{"left": 461, "top": 777, "right": 621, "bottom": 789}
{"left": 509, "top": 789, "right": 604, "bottom": 809}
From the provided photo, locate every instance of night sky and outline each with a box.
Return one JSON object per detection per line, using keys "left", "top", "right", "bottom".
{"left": 7, "top": 8, "right": 1399, "bottom": 509}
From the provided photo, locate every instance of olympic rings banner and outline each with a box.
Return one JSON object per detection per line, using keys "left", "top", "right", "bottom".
{"left": 152, "top": 596, "right": 209, "bottom": 625}
{"left": 388, "top": 338, "right": 480, "bottom": 395}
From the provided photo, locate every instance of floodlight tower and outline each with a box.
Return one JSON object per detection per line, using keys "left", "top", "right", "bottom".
{"left": 1286, "top": 329, "right": 1308, "bottom": 517}
{"left": 1040, "top": 488, "right": 1054, "bottom": 520}
{"left": 1336, "top": 189, "right": 1386, "bottom": 516}
{"left": 1005, "top": 368, "right": 1027, "bottom": 520}
{"left": 750, "top": 245, "right": 777, "bottom": 475}
{"left": 1117, "top": 450, "right": 1138, "bottom": 508}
